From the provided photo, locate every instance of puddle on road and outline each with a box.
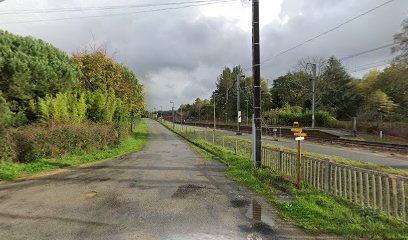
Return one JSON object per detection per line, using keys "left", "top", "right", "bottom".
{"left": 85, "top": 191, "right": 98, "bottom": 199}
{"left": 230, "top": 197, "right": 277, "bottom": 237}
{"left": 172, "top": 184, "right": 205, "bottom": 198}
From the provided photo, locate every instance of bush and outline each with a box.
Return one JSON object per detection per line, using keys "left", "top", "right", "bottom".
{"left": 0, "top": 129, "right": 16, "bottom": 163}
{"left": 10, "top": 121, "right": 123, "bottom": 162}
{"left": 263, "top": 107, "right": 336, "bottom": 127}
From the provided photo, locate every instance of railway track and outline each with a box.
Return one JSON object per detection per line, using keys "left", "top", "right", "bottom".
{"left": 185, "top": 122, "right": 408, "bottom": 154}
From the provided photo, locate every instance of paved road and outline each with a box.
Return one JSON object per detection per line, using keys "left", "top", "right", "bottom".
{"left": 193, "top": 126, "right": 408, "bottom": 170}
{"left": 0, "top": 119, "right": 339, "bottom": 240}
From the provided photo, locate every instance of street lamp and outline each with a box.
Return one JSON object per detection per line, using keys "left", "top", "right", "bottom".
{"left": 170, "top": 101, "right": 175, "bottom": 128}
{"left": 306, "top": 63, "right": 317, "bottom": 128}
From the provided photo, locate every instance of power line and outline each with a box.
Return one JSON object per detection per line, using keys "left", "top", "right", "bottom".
{"left": 0, "top": 0, "right": 226, "bottom": 15}
{"left": 0, "top": 0, "right": 237, "bottom": 25}
{"left": 339, "top": 42, "right": 396, "bottom": 61}
{"left": 348, "top": 59, "right": 392, "bottom": 73}
{"left": 243, "top": 0, "right": 395, "bottom": 72}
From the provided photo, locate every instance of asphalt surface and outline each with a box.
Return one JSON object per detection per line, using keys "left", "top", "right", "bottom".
{"left": 194, "top": 126, "right": 408, "bottom": 170}
{"left": 0, "top": 119, "right": 340, "bottom": 240}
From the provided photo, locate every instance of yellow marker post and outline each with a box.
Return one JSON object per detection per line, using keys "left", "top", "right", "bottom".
{"left": 291, "top": 128, "right": 302, "bottom": 133}
{"left": 291, "top": 123, "right": 305, "bottom": 190}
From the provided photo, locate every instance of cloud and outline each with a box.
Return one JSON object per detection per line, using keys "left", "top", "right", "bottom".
{"left": 0, "top": 0, "right": 407, "bottom": 110}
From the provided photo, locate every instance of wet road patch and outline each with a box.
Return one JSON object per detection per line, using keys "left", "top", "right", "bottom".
{"left": 230, "top": 198, "right": 250, "bottom": 208}
{"left": 239, "top": 222, "right": 275, "bottom": 235}
{"left": 172, "top": 184, "right": 205, "bottom": 198}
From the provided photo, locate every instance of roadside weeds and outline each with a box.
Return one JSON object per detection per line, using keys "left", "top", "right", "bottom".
{"left": 0, "top": 120, "right": 148, "bottom": 182}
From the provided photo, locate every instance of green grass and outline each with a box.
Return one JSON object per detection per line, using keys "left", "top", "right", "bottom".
{"left": 196, "top": 129, "right": 408, "bottom": 177}
{"left": 0, "top": 120, "right": 148, "bottom": 181}
{"left": 164, "top": 122, "right": 408, "bottom": 240}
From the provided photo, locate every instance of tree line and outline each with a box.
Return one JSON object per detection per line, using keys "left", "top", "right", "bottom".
{"left": 177, "top": 19, "right": 408, "bottom": 126}
{"left": 0, "top": 31, "right": 146, "bottom": 162}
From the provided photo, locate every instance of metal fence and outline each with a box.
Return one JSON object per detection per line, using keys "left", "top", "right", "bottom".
{"left": 164, "top": 121, "right": 408, "bottom": 223}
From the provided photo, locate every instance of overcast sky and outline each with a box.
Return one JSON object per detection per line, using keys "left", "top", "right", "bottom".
{"left": 1, "top": 0, "right": 407, "bottom": 110}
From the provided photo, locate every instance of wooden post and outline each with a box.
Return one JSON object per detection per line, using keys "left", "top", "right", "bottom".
{"left": 297, "top": 139, "right": 302, "bottom": 190}
{"left": 353, "top": 170, "right": 358, "bottom": 203}
{"left": 365, "top": 173, "right": 370, "bottom": 207}
{"left": 400, "top": 180, "right": 406, "bottom": 222}
{"left": 386, "top": 176, "right": 391, "bottom": 215}
{"left": 334, "top": 166, "right": 338, "bottom": 196}
{"left": 235, "top": 139, "right": 238, "bottom": 154}
{"left": 278, "top": 150, "right": 282, "bottom": 172}
{"left": 339, "top": 167, "right": 343, "bottom": 197}
{"left": 317, "top": 162, "right": 321, "bottom": 190}
{"left": 378, "top": 175, "right": 383, "bottom": 211}
{"left": 324, "top": 160, "right": 331, "bottom": 193}
{"left": 391, "top": 176, "right": 398, "bottom": 218}
{"left": 349, "top": 169, "right": 352, "bottom": 201}
{"left": 372, "top": 175, "right": 376, "bottom": 208}
{"left": 343, "top": 168, "right": 347, "bottom": 199}
{"left": 222, "top": 136, "right": 225, "bottom": 148}
{"left": 359, "top": 172, "right": 364, "bottom": 206}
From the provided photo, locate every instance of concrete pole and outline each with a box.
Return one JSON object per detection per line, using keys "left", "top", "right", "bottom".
{"left": 170, "top": 101, "right": 174, "bottom": 128}
{"left": 213, "top": 92, "right": 216, "bottom": 130}
{"left": 252, "top": 0, "right": 262, "bottom": 167}
{"left": 236, "top": 74, "right": 241, "bottom": 135}
{"left": 311, "top": 64, "right": 317, "bottom": 128}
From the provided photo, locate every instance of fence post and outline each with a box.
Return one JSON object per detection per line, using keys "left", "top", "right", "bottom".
{"left": 391, "top": 176, "right": 398, "bottom": 218}
{"left": 278, "top": 150, "right": 283, "bottom": 172}
{"left": 400, "top": 180, "right": 406, "bottom": 222}
{"left": 386, "top": 176, "right": 391, "bottom": 215}
{"left": 222, "top": 136, "right": 225, "bottom": 148}
{"left": 324, "top": 160, "right": 331, "bottom": 193}
{"left": 235, "top": 139, "right": 238, "bottom": 155}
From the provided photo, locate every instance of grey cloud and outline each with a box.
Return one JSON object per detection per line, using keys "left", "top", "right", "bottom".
{"left": 1, "top": 0, "right": 407, "bottom": 110}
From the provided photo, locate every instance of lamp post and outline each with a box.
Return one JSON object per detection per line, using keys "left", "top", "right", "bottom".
{"left": 170, "top": 101, "right": 175, "bottom": 128}
{"left": 306, "top": 63, "right": 317, "bottom": 128}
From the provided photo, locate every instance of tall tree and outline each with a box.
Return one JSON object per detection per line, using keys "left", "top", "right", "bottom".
{"left": 392, "top": 18, "right": 408, "bottom": 64}
{"left": 318, "top": 57, "right": 361, "bottom": 119}
{"left": 0, "top": 31, "right": 79, "bottom": 122}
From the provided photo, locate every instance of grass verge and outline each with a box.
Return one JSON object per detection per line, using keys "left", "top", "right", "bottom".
{"left": 0, "top": 120, "right": 148, "bottom": 181}
{"left": 163, "top": 122, "right": 408, "bottom": 240}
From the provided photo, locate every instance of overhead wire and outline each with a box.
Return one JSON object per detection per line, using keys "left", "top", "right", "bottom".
{"left": 0, "top": 0, "right": 227, "bottom": 15}
{"left": 0, "top": 0, "right": 237, "bottom": 24}
{"left": 243, "top": 0, "right": 396, "bottom": 73}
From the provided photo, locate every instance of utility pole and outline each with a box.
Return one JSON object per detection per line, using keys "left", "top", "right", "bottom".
{"left": 252, "top": 0, "right": 261, "bottom": 167}
{"left": 213, "top": 92, "right": 216, "bottom": 130}
{"left": 307, "top": 63, "right": 317, "bottom": 128}
{"left": 180, "top": 105, "right": 183, "bottom": 125}
{"left": 236, "top": 74, "right": 244, "bottom": 135}
{"left": 170, "top": 101, "right": 175, "bottom": 128}
{"left": 160, "top": 106, "right": 163, "bottom": 118}
{"left": 246, "top": 100, "right": 249, "bottom": 125}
